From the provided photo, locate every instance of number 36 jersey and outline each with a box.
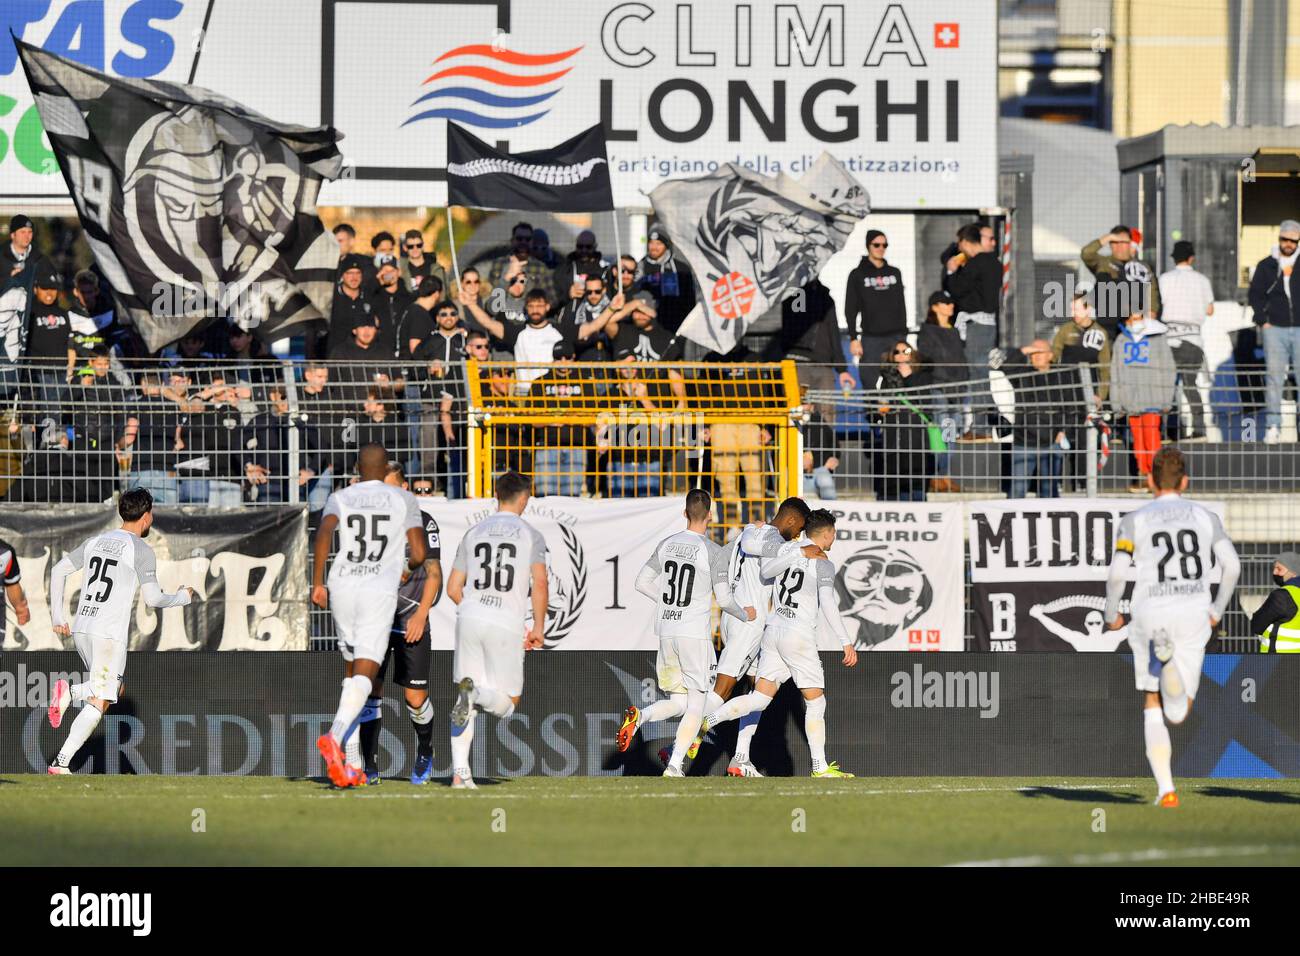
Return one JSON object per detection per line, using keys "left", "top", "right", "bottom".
{"left": 324, "top": 480, "right": 424, "bottom": 595}
{"left": 1115, "top": 496, "right": 1231, "bottom": 620}
{"left": 643, "top": 530, "right": 728, "bottom": 641}
{"left": 452, "top": 512, "right": 548, "bottom": 630}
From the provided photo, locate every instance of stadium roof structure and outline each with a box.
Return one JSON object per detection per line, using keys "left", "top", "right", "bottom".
{"left": 1117, "top": 123, "right": 1300, "bottom": 171}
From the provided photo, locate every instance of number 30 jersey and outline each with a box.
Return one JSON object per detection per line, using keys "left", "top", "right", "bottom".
{"left": 643, "top": 530, "right": 729, "bottom": 641}
{"left": 1114, "top": 495, "right": 1235, "bottom": 622}
{"left": 324, "top": 480, "right": 424, "bottom": 595}
{"left": 452, "top": 512, "right": 548, "bottom": 630}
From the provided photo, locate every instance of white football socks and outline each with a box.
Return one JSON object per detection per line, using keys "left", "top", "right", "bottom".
{"left": 55, "top": 704, "right": 103, "bottom": 767}
{"left": 475, "top": 685, "right": 515, "bottom": 719}
{"left": 406, "top": 698, "right": 433, "bottom": 725}
{"left": 706, "top": 690, "right": 772, "bottom": 729}
{"left": 451, "top": 709, "right": 475, "bottom": 776}
{"left": 733, "top": 710, "right": 761, "bottom": 765}
{"left": 805, "top": 695, "right": 828, "bottom": 772}
{"left": 667, "top": 689, "right": 706, "bottom": 771}
{"left": 329, "top": 674, "right": 372, "bottom": 742}
{"left": 638, "top": 694, "right": 687, "bottom": 726}
{"left": 1144, "top": 705, "right": 1175, "bottom": 796}
{"left": 704, "top": 690, "right": 725, "bottom": 716}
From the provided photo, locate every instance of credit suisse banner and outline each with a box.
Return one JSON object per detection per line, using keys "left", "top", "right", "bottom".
{"left": 968, "top": 500, "right": 1227, "bottom": 653}
{"left": 1, "top": 1, "right": 997, "bottom": 210}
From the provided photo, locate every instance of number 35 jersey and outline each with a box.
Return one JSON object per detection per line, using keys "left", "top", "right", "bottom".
{"left": 1115, "top": 496, "right": 1230, "bottom": 621}
{"left": 643, "top": 530, "right": 728, "bottom": 641}
{"left": 452, "top": 512, "right": 548, "bottom": 630}
{"left": 324, "top": 480, "right": 424, "bottom": 595}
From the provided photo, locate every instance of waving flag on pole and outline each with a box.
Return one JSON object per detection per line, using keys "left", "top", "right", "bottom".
{"left": 446, "top": 122, "right": 613, "bottom": 212}
{"left": 16, "top": 39, "right": 343, "bottom": 351}
{"left": 651, "top": 154, "right": 866, "bottom": 353}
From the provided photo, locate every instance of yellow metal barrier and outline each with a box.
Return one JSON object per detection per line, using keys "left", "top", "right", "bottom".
{"left": 465, "top": 359, "right": 802, "bottom": 534}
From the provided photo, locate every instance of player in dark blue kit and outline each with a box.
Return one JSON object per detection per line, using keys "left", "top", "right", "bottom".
{"left": 352, "top": 464, "right": 444, "bottom": 784}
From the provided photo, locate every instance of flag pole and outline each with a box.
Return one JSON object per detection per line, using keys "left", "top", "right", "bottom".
{"left": 611, "top": 208, "right": 623, "bottom": 293}
{"left": 446, "top": 206, "right": 461, "bottom": 289}
{"left": 187, "top": 0, "right": 217, "bottom": 84}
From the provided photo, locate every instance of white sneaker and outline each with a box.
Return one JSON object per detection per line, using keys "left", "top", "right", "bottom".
{"left": 726, "top": 760, "right": 764, "bottom": 778}
{"left": 662, "top": 765, "right": 685, "bottom": 777}
{"left": 1264, "top": 426, "right": 1281, "bottom": 445}
{"left": 451, "top": 768, "right": 477, "bottom": 789}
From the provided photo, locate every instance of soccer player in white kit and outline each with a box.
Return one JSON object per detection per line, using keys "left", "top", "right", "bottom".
{"left": 617, "top": 488, "right": 755, "bottom": 777}
{"left": 44, "top": 488, "right": 196, "bottom": 773}
{"left": 704, "top": 509, "right": 859, "bottom": 777}
{"left": 688, "top": 497, "right": 811, "bottom": 777}
{"left": 1103, "top": 447, "right": 1239, "bottom": 807}
{"left": 313, "top": 444, "right": 427, "bottom": 789}
{"left": 445, "top": 470, "right": 548, "bottom": 789}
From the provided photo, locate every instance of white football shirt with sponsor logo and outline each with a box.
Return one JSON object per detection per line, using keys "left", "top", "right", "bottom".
{"left": 324, "top": 480, "right": 424, "bottom": 595}
{"left": 65, "top": 530, "right": 159, "bottom": 641}
{"left": 452, "top": 512, "right": 548, "bottom": 631}
{"left": 642, "top": 530, "right": 728, "bottom": 640}
{"left": 766, "top": 538, "right": 838, "bottom": 640}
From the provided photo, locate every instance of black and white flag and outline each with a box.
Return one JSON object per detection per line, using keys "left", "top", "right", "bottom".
{"left": 16, "top": 40, "right": 343, "bottom": 351}
{"left": 650, "top": 154, "right": 864, "bottom": 354}
{"left": 446, "top": 123, "right": 613, "bottom": 212}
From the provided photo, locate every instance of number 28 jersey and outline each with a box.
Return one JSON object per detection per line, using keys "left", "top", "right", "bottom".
{"left": 324, "top": 480, "right": 424, "bottom": 595}
{"left": 1115, "top": 496, "right": 1229, "bottom": 620}
{"left": 643, "top": 530, "right": 728, "bottom": 641}
{"left": 452, "top": 512, "right": 548, "bottom": 630}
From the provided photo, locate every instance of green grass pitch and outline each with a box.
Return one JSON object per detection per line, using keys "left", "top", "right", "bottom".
{"left": 2, "top": 775, "right": 1298, "bottom": 867}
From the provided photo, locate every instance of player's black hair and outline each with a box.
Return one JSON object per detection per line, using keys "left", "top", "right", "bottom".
{"left": 956, "top": 222, "right": 984, "bottom": 245}
{"left": 371, "top": 230, "right": 395, "bottom": 249}
{"left": 776, "top": 497, "right": 812, "bottom": 522}
{"left": 685, "top": 488, "right": 712, "bottom": 522}
{"left": 1151, "top": 446, "right": 1187, "bottom": 490}
{"left": 804, "top": 508, "right": 836, "bottom": 537}
{"left": 119, "top": 487, "right": 154, "bottom": 522}
{"left": 387, "top": 461, "right": 406, "bottom": 482}
{"left": 333, "top": 223, "right": 355, "bottom": 237}
{"left": 496, "top": 470, "right": 532, "bottom": 504}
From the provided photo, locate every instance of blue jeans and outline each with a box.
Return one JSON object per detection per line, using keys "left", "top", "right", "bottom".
{"left": 962, "top": 322, "right": 998, "bottom": 431}
{"left": 208, "top": 480, "right": 243, "bottom": 507}
{"left": 1263, "top": 325, "right": 1300, "bottom": 430}
{"left": 802, "top": 466, "right": 837, "bottom": 500}
{"left": 932, "top": 403, "right": 962, "bottom": 475}
{"left": 1010, "top": 446, "right": 1063, "bottom": 499}
{"left": 129, "top": 470, "right": 178, "bottom": 504}
{"left": 441, "top": 448, "right": 465, "bottom": 499}
{"left": 534, "top": 447, "right": 586, "bottom": 496}
{"left": 607, "top": 460, "right": 659, "bottom": 497}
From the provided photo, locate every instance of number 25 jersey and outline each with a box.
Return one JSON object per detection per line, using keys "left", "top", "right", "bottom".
{"left": 452, "top": 512, "right": 549, "bottom": 630}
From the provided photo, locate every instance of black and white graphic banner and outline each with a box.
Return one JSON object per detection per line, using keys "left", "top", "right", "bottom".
{"left": 16, "top": 40, "right": 342, "bottom": 350}
{"left": 0, "top": 506, "right": 308, "bottom": 652}
{"left": 968, "top": 499, "right": 1225, "bottom": 652}
{"left": 823, "top": 503, "right": 964, "bottom": 651}
{"left": 446, "top": 122, "right": 614, "bottom": 212}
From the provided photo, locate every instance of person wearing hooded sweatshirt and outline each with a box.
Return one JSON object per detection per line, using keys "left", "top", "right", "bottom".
{"left": 1110, "top": 312, "right": 1177, "bottom": 491}
{"left": 638, "top": 225, "right": 696, "bottom": 333}
{"left": 1247, "top": 219, "right": 1300, "bottom": 444}
{"left": 1250, "top": 550, "right": 1300, "bottom": 653}
{"left": 844, "top": 230, "right": 906, "bottom": 393}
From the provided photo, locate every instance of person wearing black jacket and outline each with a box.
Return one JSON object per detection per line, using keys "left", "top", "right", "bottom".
{"left": 242, "top": 385, "right": 294, "bottom": 503}
{"left": 123, "top": 374, "right": 184, "bottom": 504}
{"left": 776, "top": 279, "right": 854, "bottom": 421}
{"left": 637, "top": 225, "right": 697, "bottom": 332}
{"left": 874, "top": 341, "right": 934, "bottom": 501}
{"left": 1248, "top": 220, "right": 1300, "bottom": 444}
{"left": 996, "top": 341, "right": 1085, "bottom": 499}
{"left": 368, "top": 255, "right": 416, "bottom": 358}
{"left": 1249, "top": 551, "right": 1300, "bottom": 653}
{"left": 844, "top": 230, "right": 906, "bottom": 392}
{"left": 944, "top": 223, "right": 1002, "bottom": 440}
{"left": 916, "top": 291, "right": 964, "bottom": 492}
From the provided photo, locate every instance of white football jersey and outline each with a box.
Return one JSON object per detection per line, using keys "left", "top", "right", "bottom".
{"left": 1115, "top": 495, "right": 1230, "bottom": 620}
{"left": 723, "top": 523, "right": 783, "bottom": 612}
{"left": 452, "top": 512, "right": 548, "bottom": 630}
{"left": 766, "top": 538, "right": 837, "bottom": 639}
{"left": 324, "top": 480, "right": 424, "bottom": 594}
{"left": 65, "top": 530, "right": 159, "bottom": 640}
{"left": 643, "top": 530, "right": 728, "bottom": 640}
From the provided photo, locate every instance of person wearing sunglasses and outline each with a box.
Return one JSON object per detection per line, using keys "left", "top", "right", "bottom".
{"left": 486, "top": 220, "right": 558, "bottom": 306}
{"left": 398, "top": 228, "right": 447, "bottom": 297}
{"left": 1081, "top": 225, "right": 1160, "bottom": 339}
{"left": 844, "top": 229, "right": 906, "bottom": 393}
{"left": 1249, "top": 219, "right": 1300, "bottom": 444}
{"left": 873, "top": 340, "right": 934, "bottom": 502}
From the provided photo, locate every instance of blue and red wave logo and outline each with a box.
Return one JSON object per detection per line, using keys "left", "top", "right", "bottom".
{"left": 404, "top": 44, "right": 582, "bottom": 130}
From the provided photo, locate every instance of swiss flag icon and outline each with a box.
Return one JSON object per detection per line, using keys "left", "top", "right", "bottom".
{"left": 935, "top": 23, "right": 960, "bottom": 48}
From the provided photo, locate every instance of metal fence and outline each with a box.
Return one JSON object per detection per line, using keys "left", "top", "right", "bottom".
{"left": 0, "top": 354, "right": 1289, "bottom": 652}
